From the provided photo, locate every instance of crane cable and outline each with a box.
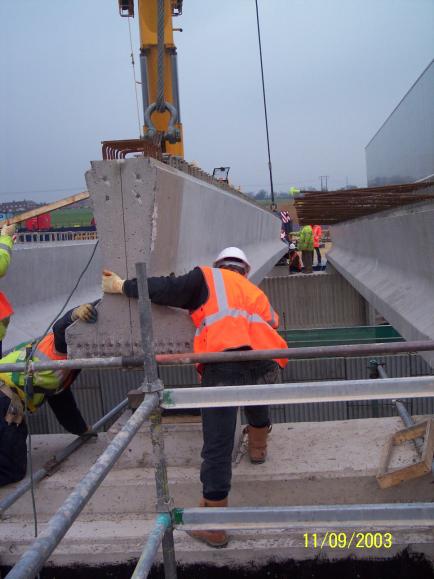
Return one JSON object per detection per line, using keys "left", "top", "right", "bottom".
{"left": 127, "top": 16, "right": 143, "bottom": 138}
{"left": 156, "top": 0, "right": 165, "bottom": 111}
{"left": 254, "top": 0, "right": 276, "bottom": 210}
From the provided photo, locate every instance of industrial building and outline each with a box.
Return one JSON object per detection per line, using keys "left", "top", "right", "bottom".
{"left": 366, "top": 59, "right": 434, "bottom": 186}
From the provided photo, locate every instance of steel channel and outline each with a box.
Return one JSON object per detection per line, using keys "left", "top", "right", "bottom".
{"left": 175, "top": 503, "right": 434, "bottom": 530}
{"left": 5, "top": 393, "right": 159, "bottom": 579}
{"left": 161, "top": 376, "right": 434, "bottom": 409}
{"left": 0, "top": 398, "right": 129, "bottom": 517}
{"left": 2, "top": 339, "right": 434, "bottom": 374}
{"left": 131, "top": 514, "right": 171, "bottom": 579}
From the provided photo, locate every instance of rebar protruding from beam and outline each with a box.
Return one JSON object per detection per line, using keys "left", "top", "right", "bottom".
{"left": 5, "top": 393, "right": 159, "bottom": 579}
{"left": 131, "top": 514, "right": 171, "bottom": 579}
{"left": 0, "top": 398, "right": 128, "bottom": 518}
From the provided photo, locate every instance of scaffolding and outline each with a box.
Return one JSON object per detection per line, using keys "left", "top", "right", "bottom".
{"left": 2, "top": 263, "right": 434, "bottom": 578}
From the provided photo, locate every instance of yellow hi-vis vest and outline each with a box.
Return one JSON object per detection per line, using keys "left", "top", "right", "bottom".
{"left": 0, "top": 234, "right": 14, "bottom": 341}
{"left": 0, "top": 333, "right": 72, "bottom": 412}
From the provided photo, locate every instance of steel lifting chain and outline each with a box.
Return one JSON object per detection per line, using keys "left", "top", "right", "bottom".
{"left": 144, "top": 0, "right": 180, "bottom": 144}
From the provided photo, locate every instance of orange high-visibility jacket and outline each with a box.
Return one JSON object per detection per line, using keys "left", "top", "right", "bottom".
{"left": 0, "top": 292, "right": 13, "bottom": 322}
{"left": 312, "top": 225, "right": 322, "bottom": 248}
{"left": 191, "top": 266, "right": 288, "bottom": 368}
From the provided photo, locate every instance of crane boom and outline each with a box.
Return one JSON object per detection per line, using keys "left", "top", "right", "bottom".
{"left": 119, "top": 0, "right": 184, "bottom": 156}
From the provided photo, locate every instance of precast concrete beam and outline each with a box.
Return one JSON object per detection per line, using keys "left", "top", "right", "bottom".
{"left": 1, "top": 242, "right": 102, "bottom": 353}
{"left": 67, "top": 157, "right": 285, "bottom": 357}
{"left": 328, "top": 199, "right": 434, "bottom": 368}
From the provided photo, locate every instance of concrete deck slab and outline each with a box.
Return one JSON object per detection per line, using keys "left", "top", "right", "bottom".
{"left": 1, "top": 514, "right": 433, "bottom": 568}
{"left": 1, "top": 417, "right": 433, "bottom": 521}
{"left": 1, "top": 417, "right": 433, "bottom": 568}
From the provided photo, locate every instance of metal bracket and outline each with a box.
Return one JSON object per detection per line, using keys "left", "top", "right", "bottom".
{"left": 155, "top": 496, "right": 175, "bottom": 514}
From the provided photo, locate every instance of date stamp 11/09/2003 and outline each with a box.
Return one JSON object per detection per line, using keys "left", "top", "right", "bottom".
{"left": 303, "top": 532, "right": 393, "bottom": 550}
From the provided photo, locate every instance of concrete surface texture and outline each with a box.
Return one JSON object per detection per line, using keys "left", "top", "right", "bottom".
{"left": 1, "top": 241, "right": 102, "bottom": 352}
{"left": 67, "top": 157, "right": 286, "bottom": 358}
{"left": 328, "top": 199, "right": 434, "bottom": 369}
{"left": 0, "top": 417, "right": 433, "bottom": 568}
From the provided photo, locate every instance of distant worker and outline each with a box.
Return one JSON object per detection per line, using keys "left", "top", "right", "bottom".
{"left": 312, "top": 224, "right": 323, "bottom": 269}
{"left": 0, "top": 222, "right": 17, "bottom": 357}
{"left": 288, "top": 243, "right": 302, "bottom": 274}
{"left": 298, "top": 224, "right": 314, "bottom": 274}
{"left": 279, "top": 210, "right": 292, "bottom": 239}
{"left": 0, "top": 303, "right": 98, "bottom": 487}
{"left": 102, "top": 247, "right": 288, "bottom": 548}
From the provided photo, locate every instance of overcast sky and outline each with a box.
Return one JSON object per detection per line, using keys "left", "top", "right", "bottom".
{"left": 1, "top": 0, "right": 433, "bottom": 202}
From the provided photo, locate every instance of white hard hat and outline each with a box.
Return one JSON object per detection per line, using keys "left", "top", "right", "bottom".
{"left": 289, "top": 243, "right": 296, "bottom": 251}
{"left": 213, "top": 247, "right": 251, "bottom": 274}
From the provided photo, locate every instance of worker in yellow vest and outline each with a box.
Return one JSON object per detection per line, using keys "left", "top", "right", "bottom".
{"left": 0, "top": 303, "right": 97, "bottom": 486}
{"left": 102, "top": 247, "right": 288, "bottom": 548}
{"left": 0, "top": 223, "right": 17, "bottom": 356}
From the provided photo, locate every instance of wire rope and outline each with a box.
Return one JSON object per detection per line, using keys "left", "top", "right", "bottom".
{"left": 127, "top": 16, "right": 143, "bottom": 138}
{"left": 254, "top": 0, "right": 276, "bottom": 209}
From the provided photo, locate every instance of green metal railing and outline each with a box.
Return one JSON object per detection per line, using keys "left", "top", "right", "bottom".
{"left": 280, "top": 324, "right": 403, "bottom": 348}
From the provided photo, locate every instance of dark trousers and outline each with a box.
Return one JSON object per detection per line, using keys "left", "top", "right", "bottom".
{"left": 315, "top": 247, "right": 322, "bottom": 266}
{"left": 200, "top": 359, "right": 279, "bottom": 501}
{"left": 301, "top": 250, "right": 313, "bottom": 273}
{"left": 0, "top": 392, "right": 28, "bottom": 486}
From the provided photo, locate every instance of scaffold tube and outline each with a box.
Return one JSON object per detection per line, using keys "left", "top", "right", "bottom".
{"left": 0, "top": 398, "right": 129, "bottom": 517}
{"left": 6, "top": 393, "right": 159, "bottom": 579}
{"left": 2, "top": 340, "right": 434, "bottom": 373}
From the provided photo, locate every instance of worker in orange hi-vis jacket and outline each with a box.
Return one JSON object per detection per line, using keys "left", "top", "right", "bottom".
{"left": 312, "top": 224, "right": 323, "bottom": 268}
{"left": 102, "top": 247, "right": 288, "bottom": 549}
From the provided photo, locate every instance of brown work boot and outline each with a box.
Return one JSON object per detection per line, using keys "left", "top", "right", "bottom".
{"left": 189, "top": 498, "right": 229, "bottom": 548}
{"left": 245, "top": 425, "right": 272, "bottom": 464}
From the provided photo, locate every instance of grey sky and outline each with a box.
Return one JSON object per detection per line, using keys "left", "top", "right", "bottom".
{"left": 1, "top": 0, "right": 433, "bottom": 202}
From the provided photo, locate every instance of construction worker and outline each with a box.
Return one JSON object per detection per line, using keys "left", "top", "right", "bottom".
{"left": 298, "top": 224, "right": 314, "bottom": 274}
{"left": 102, "top": 247, "right": 288, "bottom": 548}
{"left": 288, "top": 243, "right": 302, "bottom": 274}
{"left": 0, "top": 303, "right": 97, "bottom": 487}
{"left": 0, "top": 223, "right": 17, "bottom": 357}
{"left": 312, "top": 224, "right": 323, "bottom": 269}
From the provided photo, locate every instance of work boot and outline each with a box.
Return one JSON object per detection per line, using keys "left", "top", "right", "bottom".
{"left": 245, "top": 425, "right": 272, "bottom": 464}
{"left": 189, "top": 498, "right": 229, "bottom": 548}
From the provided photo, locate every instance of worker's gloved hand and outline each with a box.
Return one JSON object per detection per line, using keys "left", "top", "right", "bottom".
{"left": 1, "top": 223, "right": 16, "bottom": 238}
{"left": 102, "top": 270, "right": 125, "bottom": 294}
{"left": 71, "top": 303, "right": 98, "bottom": 323}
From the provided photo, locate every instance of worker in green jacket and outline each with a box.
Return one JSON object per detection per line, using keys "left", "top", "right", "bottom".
{"left": 0, "top": 303, "right": 97, "bottom": 486}
{"left": 298, "top": 225, "right": 314, "bottom": 274}
{"left": 0, "top": 223, "right": 16, "bottom": 354}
